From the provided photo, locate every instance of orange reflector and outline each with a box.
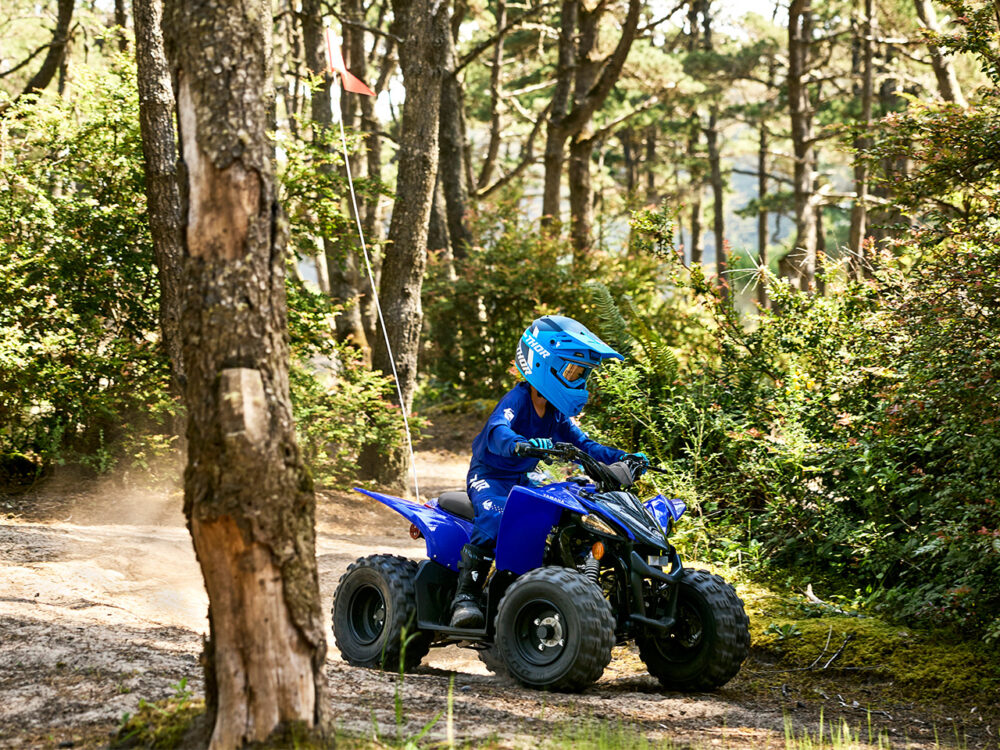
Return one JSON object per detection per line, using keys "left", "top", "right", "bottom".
{"left": 591, "top": 542, "right": 605, "bottom": 560}
{"left": 409, "top": 523, "right": 422, "bottom": 540}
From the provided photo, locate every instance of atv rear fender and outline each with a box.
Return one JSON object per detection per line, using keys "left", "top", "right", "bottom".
{"left": 354, "top": 488, "right": 471, "bottom": 570}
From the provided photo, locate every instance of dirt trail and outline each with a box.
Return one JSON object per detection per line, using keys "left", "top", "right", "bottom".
{"left": 0, "top": 445, "right": 987, "bottom": 749}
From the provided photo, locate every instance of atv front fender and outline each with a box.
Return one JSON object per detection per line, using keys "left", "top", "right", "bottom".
{"left": 494, "top": 484, "right": 588, "bottom": 575}
{"left": 645, "top": 494, "right": 686, "bottom": 531}
{"left": 354, "top": 488, "right": 471, "bottom": 570}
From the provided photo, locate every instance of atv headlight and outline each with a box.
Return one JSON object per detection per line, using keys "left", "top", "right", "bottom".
{"left": 580, "top": 513, "right": 619, "bottom": 536}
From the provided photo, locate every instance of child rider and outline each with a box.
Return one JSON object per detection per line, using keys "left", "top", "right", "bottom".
{"left": 450, "top": 315, "right": 648, "bottom": 628}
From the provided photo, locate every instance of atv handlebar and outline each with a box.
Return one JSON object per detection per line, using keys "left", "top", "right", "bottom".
{"left": 513, "top": 441, "right": 663, "bottom": 492}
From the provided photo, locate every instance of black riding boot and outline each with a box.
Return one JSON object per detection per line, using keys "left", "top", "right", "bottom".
{"left": 450, "top": 543, "right": 492, "bottom": 628}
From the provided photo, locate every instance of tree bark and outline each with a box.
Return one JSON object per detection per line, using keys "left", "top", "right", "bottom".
{"left": 706, "top": 108, "right": 726, "bottom": 295}
{"left": 569, "top": 135, "right": 594, "bottom": 261}
{"left": 785, "top": 0, "right": 817, "bottom": 290}
{"left": 162, "top": 0, "right": 329, "bottom": 745}
{"left": 133, "top": 0, "right": 184, "bottom": 396}
{"left": 359, "top": 0, "right": 451, "bottom": 490}
{"left": 756, "top": 117, "right": 769, "bottom": 309}
{"left": 477, "top": 0, "right": 506, "bottom": 191}
{"left": 644, "top": 125, "right": 657, "bottom": 204}
{"left": 914, "top": 0, "right": 966, "bottom": 106}
{"left": 567, "top": 1, "right": 601, "bottom": 262}
{"left": 114, "top": 0, "right": 128, "bottom": 51}
{"left": 438, "top": 21, "right": 472, "bottom": 260}
{"left": 687, "top": 117, "right": 703, "bottom": 266}
{"left": 848, "top": 0, "right": 874, "bottom": 280}
{"left": 541, "top": 0, "right": 578, "bottom": 226}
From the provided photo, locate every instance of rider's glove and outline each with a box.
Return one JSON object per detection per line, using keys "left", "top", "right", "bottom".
{"left": 528, "top": 437, "right": 554, "bottom": 450}
{"left": 626, "top": 452, "right": 649, "bottom": 475}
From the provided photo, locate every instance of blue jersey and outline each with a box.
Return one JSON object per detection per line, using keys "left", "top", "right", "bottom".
{"left": 468, "top": 382, "right": 625, "bottom": 483}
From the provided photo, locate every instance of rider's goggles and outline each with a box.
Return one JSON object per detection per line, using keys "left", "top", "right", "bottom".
{"left": 557, "top": 356, "right": 593, "bottom": 388}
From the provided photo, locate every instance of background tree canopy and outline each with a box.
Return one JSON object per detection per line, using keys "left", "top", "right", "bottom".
{"left": 1, "top": 0, "right": 998, "bottom": 643}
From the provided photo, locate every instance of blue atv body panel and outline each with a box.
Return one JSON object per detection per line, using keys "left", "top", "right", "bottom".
{"left": 355, "top": 485, "right": 687, "bottom": 576}
{"left": 645, "top": 494, "right": 687, "bottom": 528}
{"left": 354, "top": 488, "right": 471, "bottom": 570}
{"left": 494, "top": 483, "right": 588, "bottom": 575}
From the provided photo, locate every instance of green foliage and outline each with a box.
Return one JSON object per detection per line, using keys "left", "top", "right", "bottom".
{"left": 0, "top": 61, "right": 176, "bottom": 475}
{"left": 420, "top": 198, "right": 590, "bottom": 400}
{"left": 114, "top": 679, "right": 204, "bottom": 749}
{"left": 587, "top": 199, "right": 1000, "bottom": 641}
{"left": 420, "top": 194, "right": 680, "bottom": 404}
{"left": 0, "top": 58, "right": 408, "bottom": 487}
{"left": 285, "top": 281, "right": 409, "bottom": 488}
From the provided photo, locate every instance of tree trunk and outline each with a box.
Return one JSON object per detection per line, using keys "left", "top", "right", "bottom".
{"left": 133, "top": 0, "right": 185, "bottom": 397}
{"left": 687, "top": 117, "right": 703, "bottom": 266}
{"left": 914, "top": 0, "right": 967, "bottom": 106}
{"left": 785, "top": 0, "right": 817, "bottom": 290}
{"left": 438, "top": 21, "right": 472, "bottom": 259}
{"left": 569, "top": 135, "right": 594, "bottom": 262}
{"left": 848, "top": 0, "right": 874, "bottom": 280}
{"left": 645, "top": 125, "right": 657, "bottom": 204}
{"left": 162, "top": 0, "right": 329, "bottom": 745}
{"left": 567, "top": 1, "right": 600, "bottom": 262}
{"left": 428, "top": 175, "right": 451, "bottom": 254}
{"left": 815, "top": 199, "right": 826, "bottom": 295}
{"left": 359, "top": 0, "right": 451, "bottom": 490}
{"left": 756, "top": 117, "right": 769, "bottom": 309}
{"left": 541, "top": 0, "right": 578, "bottom": 225}
{"left": 542, "top": 0, "right": 641, "bottom": 228}
{"left": 7, "top": 0, "right": 75, "bottom": 108}
{"left": 477, "top": 0, "right": 506, "bottom": 191}
{"left": 706, "top": 108, "right": 726, "bottom": 294}
{"left": 114, "top": 0, "right": 128, "bottom": 51}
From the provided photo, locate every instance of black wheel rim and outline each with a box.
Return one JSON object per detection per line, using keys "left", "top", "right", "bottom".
{"left": 349, "top": 584, "right": 387, "bottom": 645}
{"left": 658, "top": 599, "right": 705, "bottom": 662}
{"left": 511, "top": 599, "right": 567, "bottom": 666}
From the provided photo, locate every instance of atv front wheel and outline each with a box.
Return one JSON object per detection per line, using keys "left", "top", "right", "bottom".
{"left": 495, "top": 567, "right": 614, "bottom": 691}
{"left": 332, "top": 554, "right": 431, "bottom": 672}
{"left": 637, "top": 568, "right": 749, "bottom": 691}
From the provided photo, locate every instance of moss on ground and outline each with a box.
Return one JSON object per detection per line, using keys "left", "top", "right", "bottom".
{"left": 736, "top": 577, "right": 1000, "bottom": 707}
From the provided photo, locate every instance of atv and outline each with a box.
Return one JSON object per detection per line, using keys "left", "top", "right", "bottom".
{"left": 332, "top": 442, "right": 750, "bottom": 692}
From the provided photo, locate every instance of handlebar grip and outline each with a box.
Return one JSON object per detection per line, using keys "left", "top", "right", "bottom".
{"left": 514, "top": 442, "right": 548, "bottom": 458}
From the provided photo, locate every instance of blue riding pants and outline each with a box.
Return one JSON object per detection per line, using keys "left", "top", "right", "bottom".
{"left": 466, "top": 472, "right": 523, "bottom": 551}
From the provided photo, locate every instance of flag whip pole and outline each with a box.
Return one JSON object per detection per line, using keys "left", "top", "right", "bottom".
{"left": 326, "top": 30, "right": 421, "bottom": 500}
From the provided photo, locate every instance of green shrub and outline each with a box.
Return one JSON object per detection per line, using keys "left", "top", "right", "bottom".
{"left": 587, "top": 199, "right": 1000, "bottom": 641}
{"left": 0, "top": 61, "right": 176, "bottom": 475}
{"left": 286, "top": 282, "right": 409, "bottom": 486}
{"left": 0, "top": 59, "right": 408, "bottom": 487}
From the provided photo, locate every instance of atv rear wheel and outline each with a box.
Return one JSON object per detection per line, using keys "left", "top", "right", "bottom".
{"left": 495, "top": 567, "right": 614, "bottom": 692}
{"left": 332, "top": 554, "right": 431, "bottom": 672}
{"left": 637, "top": 568, "right": 749, "bottom": 691}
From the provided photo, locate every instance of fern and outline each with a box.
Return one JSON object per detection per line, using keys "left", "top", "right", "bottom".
{"left": 623, "top": 297, "right": 678, "bottom": 385}
{"left": 586, "top": 281, "right": 632, "bottom": 355}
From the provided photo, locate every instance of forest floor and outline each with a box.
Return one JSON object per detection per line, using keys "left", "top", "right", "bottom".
{"left": 1, "top": 411, "right": 998, "bottom": 749}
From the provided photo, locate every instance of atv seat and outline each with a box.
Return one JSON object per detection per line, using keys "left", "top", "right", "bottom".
{"left": 437, "top": 490, "right": 475, "bottom": 521}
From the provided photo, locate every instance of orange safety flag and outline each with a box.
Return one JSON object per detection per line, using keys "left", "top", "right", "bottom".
{"left": 325, "top": 28, "right": 376, "bottom": 96}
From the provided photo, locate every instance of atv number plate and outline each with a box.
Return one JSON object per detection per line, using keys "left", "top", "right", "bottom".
{"left": 647, "top": 555, "right": 672, "bottom": 568}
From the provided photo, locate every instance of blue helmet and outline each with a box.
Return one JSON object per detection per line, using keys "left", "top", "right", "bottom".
{"left": 514, "top": 315, "right": 624, "bottom": 417}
